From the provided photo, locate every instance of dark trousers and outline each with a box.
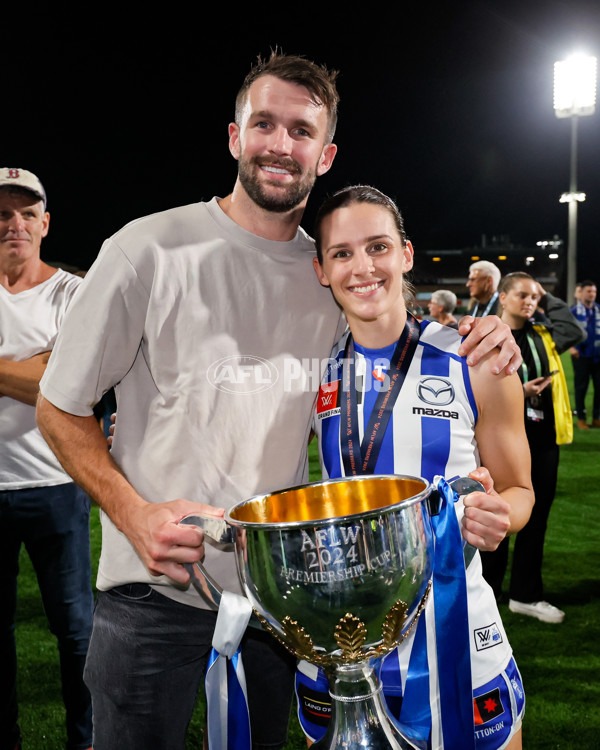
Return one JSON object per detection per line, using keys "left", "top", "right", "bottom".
{"left": 481, "top": 440, "right": 559, "bottom": 603}
{"left": 571, "top": 355, "right": 600, "bottom": 420}
{"left": 0, "top": 483, "right": 93, "bottom": 750}
{"left": 84, "top": 584, "right": 297, "bottom": 750}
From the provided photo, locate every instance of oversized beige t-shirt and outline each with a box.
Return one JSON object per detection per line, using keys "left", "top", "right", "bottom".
{"left": 40, "top": 198, "right": 344, "bottom": 607}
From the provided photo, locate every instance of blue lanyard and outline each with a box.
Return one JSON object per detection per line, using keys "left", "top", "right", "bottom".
{"left": 472, "top": 291, "right": 498, "bottom": 318}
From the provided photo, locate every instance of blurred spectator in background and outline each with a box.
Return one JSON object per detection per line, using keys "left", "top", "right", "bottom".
{"left": 0, "top": 168, "right": 93, "bottom": 750}
{"left": 466, "top": 260, "right": 501, "bottom": 317}
{"left": 569, "top": 280, "right": 600, "bottom": 430}
{"left": 480, "top": 272, "right": 584, "bottom": 624}
{"left": 428, "top": 289, "right": 459, "bottom": 329}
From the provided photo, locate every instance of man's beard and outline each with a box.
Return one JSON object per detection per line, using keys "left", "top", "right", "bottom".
{"left": 238, "top": 156, "right": 317, "bottom": 213}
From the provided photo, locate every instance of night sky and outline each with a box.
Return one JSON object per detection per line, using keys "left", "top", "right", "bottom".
{"left": 7, "top": 1, "right": 600, "bottom": 282}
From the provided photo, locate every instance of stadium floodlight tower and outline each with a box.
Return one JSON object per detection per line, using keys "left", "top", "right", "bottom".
{"left": 554, "top": 53, "right": 597, "bottom": 301}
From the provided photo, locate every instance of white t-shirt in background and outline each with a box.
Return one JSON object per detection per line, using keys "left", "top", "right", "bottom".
{"left": 1, "top": 268, "right": 81, "bottom": 489}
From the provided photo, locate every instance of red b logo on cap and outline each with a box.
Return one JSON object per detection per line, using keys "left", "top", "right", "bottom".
{"left": 8, "top": 169, "right": 20, "bottom": 178}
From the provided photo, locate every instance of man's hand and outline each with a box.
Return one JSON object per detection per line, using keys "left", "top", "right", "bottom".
{"left": 107, "top": 412, "right": 116, "bottom": 447}
{"left": 122, "top": 499, "right": 225, "bottom": 584}
{"left": 461, "top": 467, "right": 511, "bottom": 551}
{"left": 458, "top": 315, "right": 522, "bottom": 375}
{"left": 36, "top": 396, "right": 227, "bottom": 585}
{"left": 569, "top": 347, "right": 580, "bottom": 359}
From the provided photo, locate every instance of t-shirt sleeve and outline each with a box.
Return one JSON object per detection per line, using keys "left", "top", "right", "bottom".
{"left": 45, "top": 272, "right": 83, "bottom": 352}
{"left": 39, "top": 239, "right": 149, "bottom": 417}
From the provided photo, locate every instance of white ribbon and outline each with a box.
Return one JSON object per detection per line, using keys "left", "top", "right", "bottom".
{"left": 205, "top": 591, "right": 253, "bottom": 750}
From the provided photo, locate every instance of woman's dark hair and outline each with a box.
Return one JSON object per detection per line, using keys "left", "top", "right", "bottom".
{"left": 314, "top": 185, "right": 414, "bottom": 304}
{"left": 314, "top": 185, "right": 408, "bottom": 264}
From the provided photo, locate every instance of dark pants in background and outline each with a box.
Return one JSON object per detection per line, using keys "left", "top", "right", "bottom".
{"left": 571, "top": 355, "right": 600, "bottom": 421}
{"left": 481, "top": 441, "right": 560, "bottom": 603}
{"left": 0, "top": 483, "right": 93, "bottom": 750}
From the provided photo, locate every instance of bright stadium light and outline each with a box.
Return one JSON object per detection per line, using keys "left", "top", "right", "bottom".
{"left": 559, "top": 191, "right": 586, "bottom": 203}
{"left": 554, "top": 53, "right": 597, "bottom": 301}
{"left": 554, "top": 55, "right": 597, "bottom": 117}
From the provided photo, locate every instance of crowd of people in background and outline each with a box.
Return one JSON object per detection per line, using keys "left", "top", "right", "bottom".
{"left": 424, "top": 263, "right": 591, "bottom": 626}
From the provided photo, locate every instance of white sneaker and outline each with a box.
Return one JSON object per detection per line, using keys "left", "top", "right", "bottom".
{"left": 508, "top": 599, "right": 565, "bottom": 623}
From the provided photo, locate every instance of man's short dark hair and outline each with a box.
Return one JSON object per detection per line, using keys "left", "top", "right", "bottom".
{"left": 235, "top": 51, "right": 339, "bottom": 142}
{"left": 578, "top": 280, "right": 596, "bottom": 288}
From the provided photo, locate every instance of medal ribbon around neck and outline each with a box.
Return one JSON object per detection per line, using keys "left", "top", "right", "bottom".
{"left": 340, "top": 313, "right": 421, "bottom": 476}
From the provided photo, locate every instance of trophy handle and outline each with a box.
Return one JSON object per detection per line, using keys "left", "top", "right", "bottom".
{"left": 449, "top": 476, "right": 485, "bottom": 568}
{"left": 427, "top": 476, "right": 485, "bottom": 568}
{"left": 178, "top": 514, "right": 234, "bottom": 609}
{"left": 178, "top": 514, "right": 263, "bottom": 628}
{"left": 448, "top": 476, "right": 485, "bottom": 498}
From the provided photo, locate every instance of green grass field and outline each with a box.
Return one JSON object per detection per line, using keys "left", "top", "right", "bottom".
{"left": 13, "top": 354, "right": 600, "bottom": 749}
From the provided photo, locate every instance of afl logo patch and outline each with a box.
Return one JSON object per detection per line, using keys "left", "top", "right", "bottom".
{"left": 207, "top": 355, "right": 278, "bottom": 394}
{"left": 417, "top": 377, "right": 455, "bottom": 406}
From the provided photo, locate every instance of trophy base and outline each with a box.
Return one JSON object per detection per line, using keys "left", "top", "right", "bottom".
{"left": 312, "top": 664, "right": 420, "bottom": 750}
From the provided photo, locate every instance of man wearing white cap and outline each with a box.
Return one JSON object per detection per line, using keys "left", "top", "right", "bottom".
{"left": 0, "top": 168, "right": 93, "bottom": 750}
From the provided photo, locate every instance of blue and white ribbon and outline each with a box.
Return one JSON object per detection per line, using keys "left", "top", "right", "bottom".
{"left": 205, "top": 591, "right": 253, "bottom": 750}
{"left": 399, "top": 476, "right": 475, "bottom": 750}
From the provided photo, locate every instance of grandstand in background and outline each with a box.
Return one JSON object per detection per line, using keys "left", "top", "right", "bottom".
{"left": 411, "top": 233, "right": 565, "bottom": 313}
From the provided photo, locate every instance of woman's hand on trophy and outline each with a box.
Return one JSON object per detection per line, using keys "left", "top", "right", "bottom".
{"left": 461, "top": 467, "right": 511, "bottom": 551}
{"left": 126, "top": 499, "right": 225, "bottom": 583}
{"left": 457, "top": 315, "right": 522, "bottom": 375}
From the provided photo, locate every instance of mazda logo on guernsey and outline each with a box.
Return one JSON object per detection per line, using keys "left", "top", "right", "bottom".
{"left": 207, "top": 355, "right": 279, "bottom": 394}
{"left": 417, "top": 377, "right": 455, "bottom": 406}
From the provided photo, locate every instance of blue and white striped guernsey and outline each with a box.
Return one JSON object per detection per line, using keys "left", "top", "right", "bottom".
{"left": 316, "top": 320, "right": 479, "bottom": 483}
{"left": 312, "top": 319, "right": 513, "bottom": 746}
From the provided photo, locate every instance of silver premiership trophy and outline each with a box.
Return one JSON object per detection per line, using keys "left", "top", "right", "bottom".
{"left": 183, "top": 473, "right": 449, "bottom": 749}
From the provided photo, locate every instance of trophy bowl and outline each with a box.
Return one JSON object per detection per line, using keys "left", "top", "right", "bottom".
{"left": 225, "top": 474, "right": 435, "bottom": 749}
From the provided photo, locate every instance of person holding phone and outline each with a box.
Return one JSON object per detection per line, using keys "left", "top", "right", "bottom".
{"left": 480, "top": 273, "right": 584, "bottom": 623}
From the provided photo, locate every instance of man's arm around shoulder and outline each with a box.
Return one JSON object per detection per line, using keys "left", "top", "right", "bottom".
{"left": 457, "top": 315, "right": 522, "bottom": 374}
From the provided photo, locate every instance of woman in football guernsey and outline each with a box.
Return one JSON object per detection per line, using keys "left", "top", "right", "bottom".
{"left": 295, "top": 186, "right": 534, "bottom": 750}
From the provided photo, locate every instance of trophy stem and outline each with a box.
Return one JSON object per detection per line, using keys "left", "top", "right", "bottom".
{"left": 312, "top": 662, "right": 419, "bottom": 750}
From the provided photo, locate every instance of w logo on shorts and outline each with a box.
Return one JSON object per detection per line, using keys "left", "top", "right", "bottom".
{"left": 474, "top": 622, "right": 503, "bottom": 651}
